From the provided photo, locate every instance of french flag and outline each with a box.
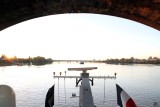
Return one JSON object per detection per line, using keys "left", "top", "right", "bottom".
{"left": 116, "top": 84, "right": 137, "bottom": 107}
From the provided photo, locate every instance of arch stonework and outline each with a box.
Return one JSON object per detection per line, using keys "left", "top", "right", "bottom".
{"left": 0, "top": 0, "right": 160, "bottom": 31}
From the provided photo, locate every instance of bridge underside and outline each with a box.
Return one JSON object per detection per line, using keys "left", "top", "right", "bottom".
{"left": 0, "top": 0, "right": 160, "bottom": 31}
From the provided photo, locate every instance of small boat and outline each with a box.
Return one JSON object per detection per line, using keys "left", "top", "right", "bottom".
{"left": 80, "top": 61, "right": 84, "bottom": 64}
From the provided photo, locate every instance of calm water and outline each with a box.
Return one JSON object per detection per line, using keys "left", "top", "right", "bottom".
{"left": 0, "top": 63, "right": 160, "bottom": 107}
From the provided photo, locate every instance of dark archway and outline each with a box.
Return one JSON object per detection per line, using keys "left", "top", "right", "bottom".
{"left": 0, "top": 0, "right": 160, "bottom": 31}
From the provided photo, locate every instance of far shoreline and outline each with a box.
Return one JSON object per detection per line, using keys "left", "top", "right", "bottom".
{"left": 1, "top": 55, "right": 160, "bottom": 66}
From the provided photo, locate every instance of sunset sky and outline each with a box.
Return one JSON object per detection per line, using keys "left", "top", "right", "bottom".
{"left": 0, "top": 13, "right": 160, "bottom": 60}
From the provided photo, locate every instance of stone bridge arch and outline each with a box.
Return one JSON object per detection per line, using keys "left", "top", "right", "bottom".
{"left": 0, "top": 0, "right": 160, "bottom": 31}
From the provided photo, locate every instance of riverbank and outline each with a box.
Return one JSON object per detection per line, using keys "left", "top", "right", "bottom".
{"left": 0, "top": 56, "right": 53, "bottom": 66}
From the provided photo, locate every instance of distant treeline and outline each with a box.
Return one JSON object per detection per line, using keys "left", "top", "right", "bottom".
{"left": 0, "top": 54, "right": 53, "bottom": 66}
{"left": 105, "top": 57, "right": 160, "bottom": 64}
{"left": 1, "top": 54, "right": 160, "bottom": 66}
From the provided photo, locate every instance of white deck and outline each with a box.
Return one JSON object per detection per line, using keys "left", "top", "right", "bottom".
{"left": 80, "top": 77, "right": 94, "bottom": 107}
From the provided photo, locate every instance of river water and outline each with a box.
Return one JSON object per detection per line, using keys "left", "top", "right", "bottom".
{"left": 0, "top": 63, "right": 160, "bottom": 107}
